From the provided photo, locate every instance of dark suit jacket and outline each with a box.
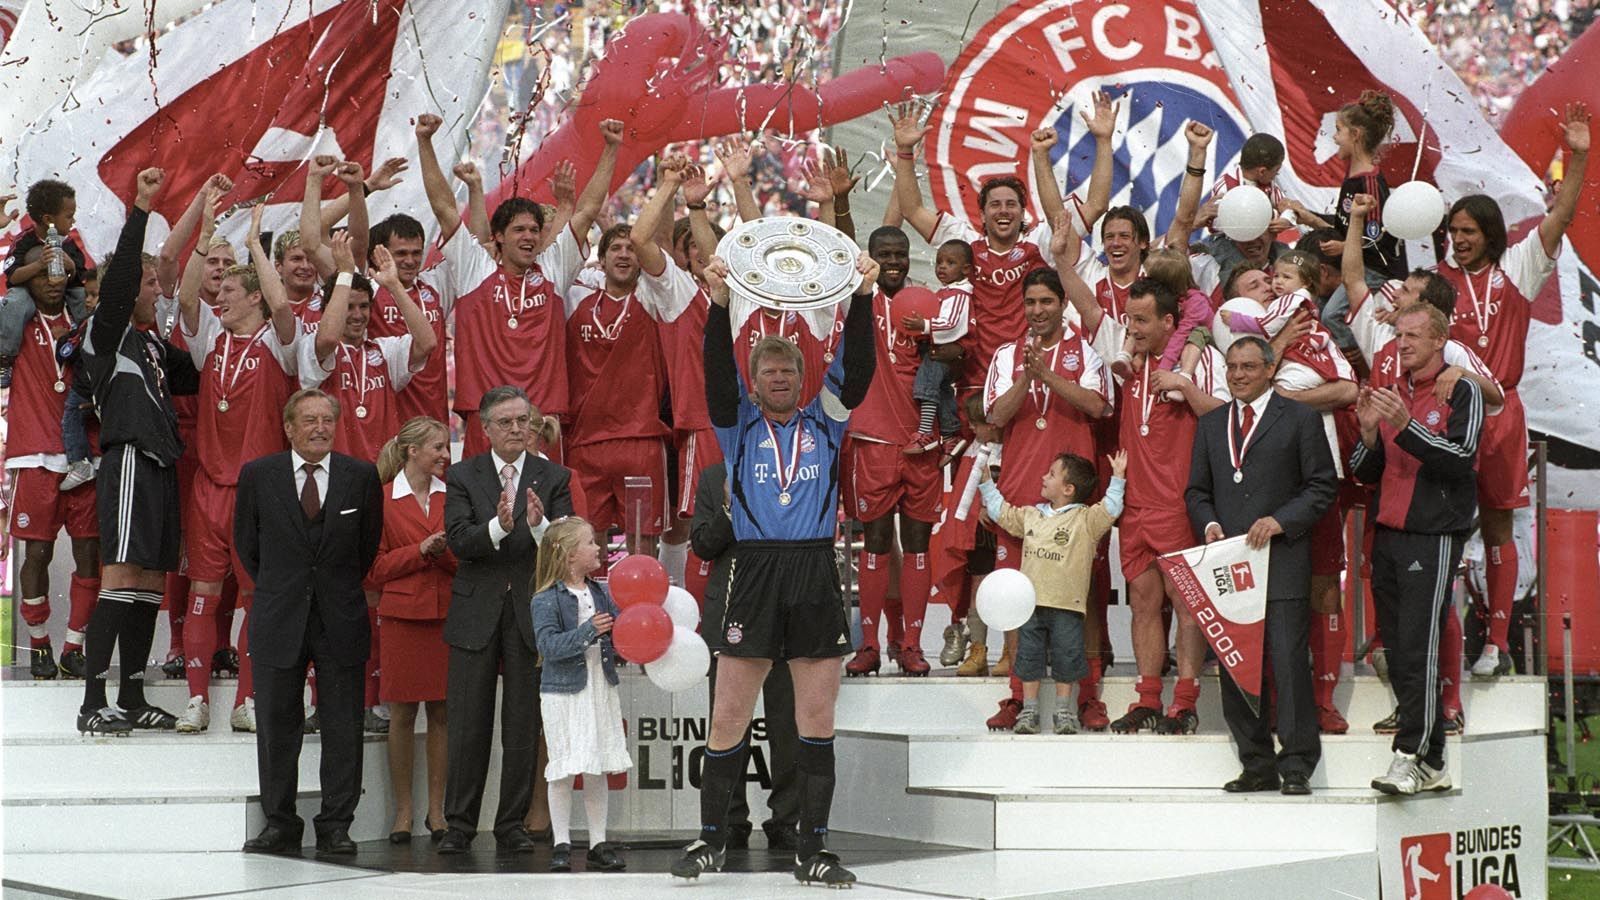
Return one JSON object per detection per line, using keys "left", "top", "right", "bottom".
{"left": 1185, "top": 392, "right": 1338, "bottom": 601}
{"left": 235, "top": 451, "right": 384, "bottom": 668}
{"left": 444, "top": 451, "right": 574, "bottom": 653}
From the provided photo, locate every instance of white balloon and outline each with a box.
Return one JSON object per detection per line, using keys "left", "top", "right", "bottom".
{"left": 1215, "top": 185, "right": 1273, "bottom": 242}
{"left": 662, "top": 585, "right": 701, "bottom": 629}
{"left": 1384, "top": 181, "right": 1447, "bottom": 241}
{"left": 646, "top": 627, "right": 710, "bottom": 693}
{"left": 1211, "top": 297, "right": 1270, "bottom": 352}
{"left": 975, "top": 568, "right": 1037, "bottom": 632}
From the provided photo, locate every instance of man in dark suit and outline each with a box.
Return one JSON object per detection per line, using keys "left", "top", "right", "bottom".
{"left": 1185, "top": 336, "right": 1338, "bottom": 796}
{"left": 690, "top": 461, "right": 800, "bottom": 851}
{"left": 439, "top": 385, "right": 574, "bottom": 854}
{"left": 234, "top": 388, "right": 385, "bottom": 855}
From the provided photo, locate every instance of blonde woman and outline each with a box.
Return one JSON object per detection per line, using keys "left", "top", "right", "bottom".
{"left": 368, "top": 417, "right": 456, "bottom": 842}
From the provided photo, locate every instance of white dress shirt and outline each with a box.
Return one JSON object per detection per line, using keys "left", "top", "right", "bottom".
{"left": 486, "top": 450, "right": 550, "bottom": 548}
{"left": 291, "top": 450, "right": 330, "bottom": 507}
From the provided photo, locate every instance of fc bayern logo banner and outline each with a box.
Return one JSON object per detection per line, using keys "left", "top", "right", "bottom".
{"left": 1156, "top": 535, "right": 1269, "bottom": 715}
{"left": 926, "top": 0, "right": 1252, "bottom": 240}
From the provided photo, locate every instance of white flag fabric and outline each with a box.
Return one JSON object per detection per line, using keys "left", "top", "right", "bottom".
{"left": 1158, "top": 535, "right": 1271, "bottom": 714}
{"left": 4, "top": 0, "right": 508, "bottom": 260}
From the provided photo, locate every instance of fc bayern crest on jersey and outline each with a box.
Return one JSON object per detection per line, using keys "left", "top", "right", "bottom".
{"left": 1427, "top": 410, "right": 1441, "bottom": 427}
{"left": 927, "top": 0, "right": 1251, "bottom": 239}
{"left": 365, "top": 347, "right": 385, "bottom": 366}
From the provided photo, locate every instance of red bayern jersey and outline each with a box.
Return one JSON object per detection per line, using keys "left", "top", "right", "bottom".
{"left": 930, "top": 213, "right": 1048, "bottom": 390}
{"left": 368, "top": 268, "right": 454, "bottom": 426}
{"left": 1437, "top": 231, "right": 1558, "bottom": 390}
{"left": 846, "top": 288, "right": 924, "bottom": 445}
{"left": 1346, "top": 278, "right": 1505, "bottom": 414}
{"left": 298, "top": 334, "right": 420, "bottom": 463}
{"left": 183, "top": 305, "right": 297, "bottom": 485}
{"left": 983, "top": 328, "right": 1110, "bottom": 504}
{"left": 4, "top": 309, "right": 75, "bottom": 464}
{"left": 642, "top": 258, "right": 712, "bottom": 433}
{"left": 289, "top": 290, "right": 324, "bottom": 337}
{"left": 564, "top": 286, "right": 670, "bottom": 449}
{"left": 439, "top": 223, "right": 584, "bottom": 418}
{"left": 1088, "top": 315, "right": 1229, "bottom": 511}
{"left": 734, "top": 307, "right": 839, "bottom": 406}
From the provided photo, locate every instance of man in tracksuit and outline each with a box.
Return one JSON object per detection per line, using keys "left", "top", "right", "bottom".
{"left": 1350, "top": 304, "right": 1484, "bottom": 796}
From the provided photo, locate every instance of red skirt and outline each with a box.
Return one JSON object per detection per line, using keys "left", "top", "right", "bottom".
{"left": 378, "top": 616, "right": 449, "bottom": 703}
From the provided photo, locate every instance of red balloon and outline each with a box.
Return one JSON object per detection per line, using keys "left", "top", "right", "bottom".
{"left": 608, "top": 554, "right": 669, "bottom": 608}
{"left": 612, "top": 604, "right": 673, "bottom": 664}
{"left": 1464, "top": 886, "right": 1513, "bottom": 900}
{"left": 890, "top": 286, "right": 941, "bottom": 325}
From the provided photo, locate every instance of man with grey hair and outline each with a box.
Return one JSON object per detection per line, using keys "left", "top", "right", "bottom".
{"left": 1186, "top": 335, "right": 1337, "bottom": 796}
{"left": 437, "top": 385, "right": 574, "bottom": 854}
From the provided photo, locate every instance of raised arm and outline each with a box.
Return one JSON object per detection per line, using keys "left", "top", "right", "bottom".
{"left": 797, "top": 157, "right": 836, "bottom": 227}
{"left": 1164, "top": 122, "right": 1214, "bottom": 248}
{"left": 246, "top": 204, "right": 297, "bottom": 345}
{"left": 826, "top": 147, "right": 860, "bottom": 240}
{"left": 633, "top": 156, "right": 690, "bottom": 277}
{"left": 1342, "top": 193, "right": 1375, "bottom": 308}
{"left": 299, "top": 155, "right": 340, "bottom": 279}
{"left": 1052, "top": 214, "right": 1103, "bottom": 334}
{"left": 178, "top": 184, "right": 222, "bottom": 335}
{"left": 415, "top": 113, "right": 462, "bottom": 240}
{"left": 319, "top": 157, "right": 408, "bottom": 234}
{"left": 837, "top": 253, "right": 880, "bottom": 410}
{"left": 702, "top": 257, "right": 741, "bottom": 428}
{"left": 90, "top": 168, "right": 162, "bottom": 353}
{"left": 539, "top": 161, "right": 577, "bottom": 253}
{"left": 159, "top": 174, "right": 231, "bottom": 296}
{"left": 570, "top": 119, "right": 624, "bottom": 238}
{"left": 716, "top": 140, "right": 762, "bottom": 222}
{"left": 313, "top": 232, "right": 355, "bottom": 361}
{"left": 334, "top": 161, "right": 370, "bottom": 271}
{"left": 1540, "top": 102, "right": 1590, "bottom": 258}
{"left": 453, "top": 161, "right": 491, "bottom": 247}
{"left": 890, "top": 101, "right": 940, "bottom": 242}
{"left": 371, "top": 244, "right": 436, "bottom": 367}
{"left": 1077, "top": 91, "right": 1117, "bottom": 235}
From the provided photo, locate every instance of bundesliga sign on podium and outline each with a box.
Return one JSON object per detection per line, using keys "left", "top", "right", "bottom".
{"left": 1157, "top": 536, "right": 1269, "bottom": 715}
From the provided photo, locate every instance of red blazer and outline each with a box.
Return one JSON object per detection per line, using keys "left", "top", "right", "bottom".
{"left": 368, "top": 476, "right": 458, "bottom": 620}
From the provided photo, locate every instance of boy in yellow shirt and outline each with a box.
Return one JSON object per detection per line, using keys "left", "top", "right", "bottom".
{"left": 979, "top": 450, "right": 1127, "bottom": 735}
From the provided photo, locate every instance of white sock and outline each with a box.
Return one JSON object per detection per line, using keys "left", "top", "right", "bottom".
{"left": 23, "top": 596, "right": 48, "bottom": 639}
{"left": 581, "top": 774, "right": 609, "bottom": 845}
{"left": 548, "top": 775, "right": 575, "bottom": 846}
{"left": 659, "top": 540, "right": 689, "bottom": 587}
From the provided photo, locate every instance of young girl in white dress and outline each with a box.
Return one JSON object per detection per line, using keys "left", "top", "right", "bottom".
{"left": 531, "top": 517, "right": 632, "bottom": 873}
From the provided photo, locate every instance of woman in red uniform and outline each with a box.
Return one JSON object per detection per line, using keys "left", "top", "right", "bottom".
{"left": 369, "top": 416, "right": 455, "bottom": 843}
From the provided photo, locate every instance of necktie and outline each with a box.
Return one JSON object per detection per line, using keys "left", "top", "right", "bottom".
{"left": 1241, "top": 403, "right": 1255, "bottom": 435}
{"left": 301, "top": 463, "right": 322, "bottom": 520}
{"left": 501, "top": 463, "right": 517, "bottom": 499}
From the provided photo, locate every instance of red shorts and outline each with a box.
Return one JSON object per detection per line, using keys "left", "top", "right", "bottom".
{"left": 1475, "top": 390, "right": 1530, "bottom": 511}
{"left": 6, "top": 466, "right": 98, "bottom": 542}
{"left": 845, "top": 437, "right": 941, "bottom": 524}
{"left": 674, "top": 427, "right": 722, "bottom": 519}
{"left": 186, "top": 471, "right": 253, "bottom": 590}
{"left": 568, "top": 437, "right": 668, "bottom": 535}
{"left": 1118, "top": 505, "right": 1197, "bottom": 583}
{"left": 1310, "top": 500, "right": 1348, "bottom": 577}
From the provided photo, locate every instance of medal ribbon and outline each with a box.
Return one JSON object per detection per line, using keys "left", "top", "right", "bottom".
{"left": 1462, "top": 265, "right": 1496, "bottom": 346}
{"left": 217, "top": 323, "right": 269, "bottom": 404}
{"left": 761, "top": 416, "right": 802, "bottom": 498}
{"left": 1228, "top": 400, "right": 1266, "bottom": 475}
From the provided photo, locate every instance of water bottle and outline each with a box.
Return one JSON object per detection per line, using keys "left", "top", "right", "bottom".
{"left": 46, "top": 224, "right": 66, "bottom": 283}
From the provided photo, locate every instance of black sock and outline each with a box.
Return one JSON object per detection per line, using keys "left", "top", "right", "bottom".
{"left": 796, "top": 735, "right": 836, "bottom": 859}
{"left": 81, "top": 590, "right": 138, "bottom": 713}
{"left": 917, "top": 402, "right": 937, "bottom": 436}
{"left": 698, "top": 739, "right": 748, "bottom": 850}
{"left": 116, "top": 595, "right": 161, "bottom": 709}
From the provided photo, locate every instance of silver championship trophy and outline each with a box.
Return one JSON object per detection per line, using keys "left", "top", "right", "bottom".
{"left": 717, "top": 217, "right": 861, "bottom": 312}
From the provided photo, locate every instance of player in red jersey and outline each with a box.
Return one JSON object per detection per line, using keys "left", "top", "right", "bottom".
{"left": 631, "top": 160, "right": 727, "bottom": 601}
{"left": 563, "top": 217, "right": 683, "bottom": 555}
{"left": 155, "top": 176, "right": 243, "bottom": 680}
{"left": 4, "top": 242, "right": 102, "bottom": 680}
{"left": 1432, "top": 105, "right": 1589, "bottom": 679}
{"left": 366, "top": 211, "right": 455, "bottom": 427}
{"left": 840, "top": 226, "right": 945, "bottom": 677}
{"left": 1062, "top": 250, "right": 1230, "bottom": 733}
{"left": 418, "top": 113, "right": 620, "bottom": 459}
{"left": 174, "top": 203, "right": 300, "bottom": 733}
{"left": 891, "top": 95, "right": 1115, "bottom": 394}
{"left": 984, "top": 268, "right": 1112, "bottom": 725}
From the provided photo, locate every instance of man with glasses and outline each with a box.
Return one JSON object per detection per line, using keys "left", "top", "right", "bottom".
{"left": 437, "top": 385, "right": 575, "bottom": 854}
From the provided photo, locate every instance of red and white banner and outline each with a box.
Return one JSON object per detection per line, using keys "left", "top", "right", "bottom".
{"left": 4, "top": 0, "right": 507, "bottom": 261}
{"left": 1157, "top": 536, "right": 1268, "bottom": 715}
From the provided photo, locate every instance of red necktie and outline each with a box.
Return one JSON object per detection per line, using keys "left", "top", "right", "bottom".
{"left": 301, "top": 463, "right": 322, "bottom": 520}
{"left": 1241, "top": 404, "right": 1255, "bottom": 435}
